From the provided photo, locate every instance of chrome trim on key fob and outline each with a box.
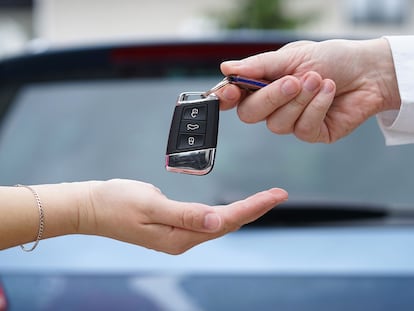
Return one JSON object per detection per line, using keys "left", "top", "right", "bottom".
{"left": 165, "top": 92, "right": 219, "bottom": 175}
{"left": 166, "top": 76, "right": 269, "bottom": 175}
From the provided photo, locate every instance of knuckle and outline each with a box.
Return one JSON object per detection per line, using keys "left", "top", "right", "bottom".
{"left": 228, "top": 221, "right": 244, "bottom": 233}
{"left": 284, "top": 40, "right": 313, "bottom": 49}
{"left": 166, "top": 245, "right": 188, "bottom": 255}
{"left": 218, "top": 222, "right": 238, "bottom": 235}
{"left": 249, "top": 53, "right": 269, "bottom": 75}
{"left": 264, "top": 87, "right": 281, "bottom": 110}
{"left": 237, "top": 106, "right": 257, "bottom": 124}
{"left": 294, "top": 122, "right": 319, "bottom": 143}
{"left": 266, "top": 118, "right": 292, "bottom": 135}
{"left": 180, "top": 208, "right": 205, "bottom": 230}
{"left": 160, "top": 237, "right": 194, "bottom": 255}
{"left": 228, "top": 222, "right": 243, "bottom": 232}
{"left": 294, "top": 127, "right": 312, "bottom": 142}
{"left": 180, "top": 209, "right": 195, "bottom": 228}
{"left": 291, "top": 96, "right": 309, "bottom": 109}
{"left": 294, "top": 121, "right": 312, "bottom": 137}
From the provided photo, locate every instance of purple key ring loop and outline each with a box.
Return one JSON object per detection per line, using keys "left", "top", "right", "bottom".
{"left": 204, "top": 75, "right": 269, "bottom": 97}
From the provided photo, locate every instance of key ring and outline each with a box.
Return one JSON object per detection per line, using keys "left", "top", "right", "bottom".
{"left": 204, "top": 75, "right": 269, "bottom": 97}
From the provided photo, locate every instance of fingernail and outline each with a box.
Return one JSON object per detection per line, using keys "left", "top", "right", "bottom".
{"left": 322, "top": 80, "right": 335, "bottom": 93}
{"left": 269, "top": 188, "right": 289, "bottom": 200}
{"left": 269, "top": 188, "right": 288, "bottom": 195}
{"left": 204, "top": 213, "right": 221, "bottom": 231}
{"left": 303, "top": 75, "right": 320, "bottom": 92}
{"left": 281, "top": 79, "right": 299, "bottom": 96}
{"left": 222, "top": 60, "right": 243, "bottom": 67}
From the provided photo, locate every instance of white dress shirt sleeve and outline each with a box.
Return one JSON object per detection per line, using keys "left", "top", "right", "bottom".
{"left": 377, "top": 35, "right": 414, "bottom": 145}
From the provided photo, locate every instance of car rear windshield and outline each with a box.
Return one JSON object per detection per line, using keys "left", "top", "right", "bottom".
{"left": 0, "top": 77, "right": 414, "bottom": 206}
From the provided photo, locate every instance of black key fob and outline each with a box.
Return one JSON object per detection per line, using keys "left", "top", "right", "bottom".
{"left": 165, "top": 92, "right": 219, "bottom": 175}
{"left": 165, "top": 76, "right": 268, "bottom": 175}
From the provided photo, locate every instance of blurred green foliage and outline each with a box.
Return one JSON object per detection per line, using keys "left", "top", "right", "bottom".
{"left": 216, "top": 0, "right": 306, "bottom": 30}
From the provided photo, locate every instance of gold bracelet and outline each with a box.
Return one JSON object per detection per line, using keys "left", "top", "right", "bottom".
{"left": 15, "top": 184, "right": 45, "bottom": 252}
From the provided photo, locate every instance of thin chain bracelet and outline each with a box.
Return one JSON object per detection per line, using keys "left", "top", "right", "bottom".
{"left": 15, "top": 184, "right": 45, "bottom": 252}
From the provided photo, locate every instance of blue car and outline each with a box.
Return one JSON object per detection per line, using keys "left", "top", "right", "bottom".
{"left": 1, "top": 33, "right": 414, "bottom": 311}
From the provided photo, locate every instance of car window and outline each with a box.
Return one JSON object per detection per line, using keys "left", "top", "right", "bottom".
{"left": 1, "top": 76, "right": 414, "bottom": 207}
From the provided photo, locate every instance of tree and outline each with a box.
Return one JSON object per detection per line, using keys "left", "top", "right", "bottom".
{"left": 217, "top": 0, "right": 305, "bottom": 30}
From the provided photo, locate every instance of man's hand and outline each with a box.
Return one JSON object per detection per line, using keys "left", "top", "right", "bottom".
{"left": 218, "top": 38, "right": 400, "bottom": 143}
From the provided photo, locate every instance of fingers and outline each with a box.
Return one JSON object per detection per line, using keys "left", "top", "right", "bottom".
{"left": 152, "top": 188, "right": 288, "bottom": 233}
{"left": 221, "top": 57, "right": 265, "bottom": 80}
{"left": 266, "top": 77, "right": 336, "bottom": 142}
{"left": 215, "top": 84, "right": 244, "bottom": 111}
{"left": 220, "top": 50, "right": 293, "bottom": 81}
{"left": 147, "top": 188, "right": 288, "bottom": 254}
{"left": 218, "top": 52, "right": 299, "bottom": 115}
{"left": 217, "top": 48, "right": 301, "bottom": 112}
{"left": 149, "top": 199, "right": 222, "bottom": 233}
{"left": 236, "top": 75, "right": 302, "bottom": 123}
{"left": 293, "top": 79, "right": 336, "bottom": 143}
{"left": 216, "top": 70, "right": 337, "bottom": 143}
{"left": 215, "top": 76, "right": 302, "bottom": 114}
{"left": 265, "top": 71, "right": 323, "bottom": 134}
{"left": 218, "top": 188, "right": 288, "bottom": 230}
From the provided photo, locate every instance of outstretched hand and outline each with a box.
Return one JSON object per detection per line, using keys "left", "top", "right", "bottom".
{"left": 1, "top": 180, "right": 287, "bottom": 254}
{"left": 82, "top": 179, "right": 288, "bottom": 254}
{"left": 217, "top": 38, "right": 400, "bottom": 143}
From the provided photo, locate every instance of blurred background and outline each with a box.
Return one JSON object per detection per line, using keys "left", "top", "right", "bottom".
{"left": 3, "top": 3, "right": 414, "bottom": 310}
{"left": 1, "top": 0, "right": 414, "bottom": 59}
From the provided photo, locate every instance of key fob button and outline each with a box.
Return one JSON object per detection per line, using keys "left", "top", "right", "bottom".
{"left": 182, "top": 105, "right": 207, "bottom": 120}
{"left": 179, "top": 120, "right": 206, "bottom": 134}
{"left": 177, "top": 134, "right": 205, "bottom": 150}
{"left": 166, "top": 92, "right": 219, "bottom": 175}
{"left": 166, "top": 79, "right": 267, "bottom": 175}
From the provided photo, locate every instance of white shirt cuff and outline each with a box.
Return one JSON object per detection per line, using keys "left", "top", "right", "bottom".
{"left": 377, "top": 106, "right": 414, "bottom": 145}
{"left": 377, "top": 36, "right": 414, "bottom": 145}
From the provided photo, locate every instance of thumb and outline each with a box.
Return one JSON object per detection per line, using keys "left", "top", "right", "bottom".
{"left": 220, "top": 50, "right": 292, "bottom": 81}
{"left": 149, "top": 198, "right": 224, "bottom": 233}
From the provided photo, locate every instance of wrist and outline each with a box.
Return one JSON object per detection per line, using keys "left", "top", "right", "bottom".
{"left": 34, "top": 181, "right": 96, "bottom": 238}
{"left": 70, "top": 180, "right": 100, "bottom": 236}
{"left": 364, "top": 38, "right": 401, "bottom": 112}
{"left": 77, "top": 179, "right": 117, "bottom": 238}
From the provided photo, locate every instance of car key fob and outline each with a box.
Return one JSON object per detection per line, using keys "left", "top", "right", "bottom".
{"left": 166, "top": 75, "right": 268, "bottom": 175}
{"left": 165, "top": 92, "right": 219, "bottom": 175}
